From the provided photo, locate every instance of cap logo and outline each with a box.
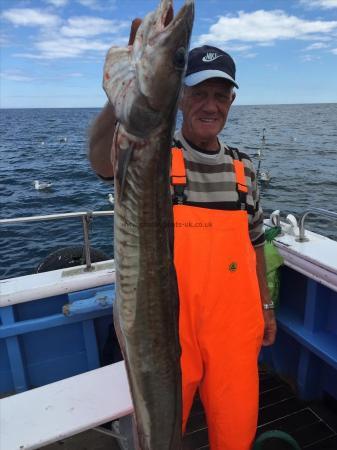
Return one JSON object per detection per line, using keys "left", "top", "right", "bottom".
{"left": 202, "top": 52, "right": 222, "bottom": 62}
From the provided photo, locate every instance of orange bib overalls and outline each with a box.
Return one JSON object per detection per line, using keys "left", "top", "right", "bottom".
{"left": 171, "top": 147, "right": 264, "bottom": 450}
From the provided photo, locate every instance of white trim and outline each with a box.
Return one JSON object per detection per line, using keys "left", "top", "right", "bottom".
{"left": 184, "top": 69, "right": 238, "bottom": 88}
{"left": 278, "top": 245, "right": 337, "bottom": 293}
{"left": 264, "top": 220, "right": 337, "bottom": 292}
{"left": 0, "top": 260, "right": 115, "bottom": 307}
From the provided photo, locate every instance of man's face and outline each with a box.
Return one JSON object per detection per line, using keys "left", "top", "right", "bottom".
{"left": 180, "top": 78, "right": 236, "bottom": 150}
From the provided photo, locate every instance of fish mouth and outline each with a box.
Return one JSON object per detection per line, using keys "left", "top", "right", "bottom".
{"left": 163, "top": 1, "right": 174, "bottom": 27}
{"left": 150, "top": 0, "right": 194, "bottom": 41}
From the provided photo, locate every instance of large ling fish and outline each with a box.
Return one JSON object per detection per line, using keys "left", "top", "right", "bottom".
{"left": 102, "top": 0, "right": 194, "bottom": 448}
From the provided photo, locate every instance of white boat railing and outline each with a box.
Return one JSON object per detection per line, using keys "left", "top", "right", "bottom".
{"left": 0, "top": 211, "right": 114, "bottom": 271}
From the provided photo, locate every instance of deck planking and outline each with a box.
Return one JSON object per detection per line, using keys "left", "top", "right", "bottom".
{"left": 182, "top": 368, "right": 337, "bottom": 450}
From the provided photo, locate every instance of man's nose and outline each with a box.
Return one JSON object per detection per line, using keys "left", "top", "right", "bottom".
{"left": 202, "top": 96, "right": 217, "bottom": 113}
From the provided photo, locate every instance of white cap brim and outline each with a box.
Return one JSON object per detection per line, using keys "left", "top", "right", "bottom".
{"left": 184, "top": 69, "right": 239, "bottom": 89}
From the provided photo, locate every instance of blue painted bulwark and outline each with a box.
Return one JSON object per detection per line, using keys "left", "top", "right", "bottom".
{"left": 63, "top": 286, "right": 114, "bottom": 317}
{"left": 2, "top": 267, "right": 336, "bottom": 403}
{"left": 261, "top": 266, "right": 337, "bottom": 402}
{"left": 0, "top": 285, "right": 115, "bottom": 395}
{"left": 1, "top": 307, "right": 28, "bottom": 392}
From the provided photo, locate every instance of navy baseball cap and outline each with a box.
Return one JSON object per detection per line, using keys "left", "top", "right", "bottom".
{"left": 184, "top": 45, "right": 239, "bottom": 89}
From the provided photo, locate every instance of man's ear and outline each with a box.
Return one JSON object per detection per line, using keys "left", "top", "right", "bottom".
{"left": 231, "top": 91, "right": 236, "bottom": 105}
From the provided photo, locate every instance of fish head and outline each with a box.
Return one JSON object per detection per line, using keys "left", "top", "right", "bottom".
{"left": 103, "top": 0, "right": 194, "bottom": 137}
{"left": 133, "top": 0, "right": 194, "bottom": 114}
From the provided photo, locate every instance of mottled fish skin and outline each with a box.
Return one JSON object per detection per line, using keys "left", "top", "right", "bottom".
{"left": 102, "top": 1, "right": 194, "bottom": 449}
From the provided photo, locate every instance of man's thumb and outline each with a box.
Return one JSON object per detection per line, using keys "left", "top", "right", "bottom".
{"left": 128, "top": 18, "right": 142, "bottom": 45}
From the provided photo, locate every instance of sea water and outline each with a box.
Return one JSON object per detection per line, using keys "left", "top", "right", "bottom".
{"left": 1, "top": 104, "right": 336, "bottom": 279}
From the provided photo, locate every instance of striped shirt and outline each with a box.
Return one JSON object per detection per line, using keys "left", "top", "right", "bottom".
{"left": 98, "top": 131, "right": 265, "bottom": 247}
{"left": 173, "top": 130, "right": 265, "bottom": 247}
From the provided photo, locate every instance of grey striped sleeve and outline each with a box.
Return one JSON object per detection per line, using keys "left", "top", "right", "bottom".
{"left": 244, "top": 157, "right": 265, "bottom": 247}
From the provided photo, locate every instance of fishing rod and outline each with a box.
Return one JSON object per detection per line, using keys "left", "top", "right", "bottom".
{"left": 256, "top": 127, "right": 266, "bottom": 180}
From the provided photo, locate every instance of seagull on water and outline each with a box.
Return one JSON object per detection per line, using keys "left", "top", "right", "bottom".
{"left": 108, "top": 193, "right": 114, "bottom": 205}
{"left": 33, "top": 180, "right": 53, "bottom": 190}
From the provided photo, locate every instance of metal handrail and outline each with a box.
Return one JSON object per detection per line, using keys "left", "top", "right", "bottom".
{"left": 298, "top": 208, "right": 337, "bottom": 242}
{"left": 0, "top": 211, "right": 114, "bottom": 271}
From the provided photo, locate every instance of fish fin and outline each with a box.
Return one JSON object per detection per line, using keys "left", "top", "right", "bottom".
{"left": 103, "top": 47, "right": 136, "bottom": 124}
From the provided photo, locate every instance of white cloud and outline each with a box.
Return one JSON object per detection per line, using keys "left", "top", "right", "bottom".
{"left": 16, "top": 35, "right": 128, "bottom": 59}
{"left": 243, "top": 53, "right": 258, "bottom": 59}
{"left": 1, "top": 8, "right": 60, "bottom": 27}
{"left": 304, "top": 42, "right": 329, "bottom": 50}
{"left": 220, "top": 44, "right": 252, "bottom": 52}
{"left": 197, "top": 10, "right": 337, "bottom": 45}
{"left": 301, "top": 54, "right": 321, "bottom": 61}
{"left": 0, "top": 70, "right": 34, "bottom": 82}
{"left": 2, "top": 8, "right": 129, "bottom": 60}
{"left": 300, "top": 0, "right": 337, "bottom": 9}
{"left": 44, "top": 0, "right": 68, "bottom": 6}
{"left": 331, "top": 48, "right": 337, "bottom": 54}
{"left": 68, "top": 72, "right": 83, "bottom": 77}
{"left": 0, "top": 32, "right": 10, "bottom": 46}
{"left": 60, "top": 16, "right": 128, "bottom": 37}
{"left": 257, "top": 42, "right": 276, "bottom": 47}
{"left": 36, "top": 37, "right": 110, "bottom": 58}
{"left": 77, "top": 0, "right": 116, "bottom": 11}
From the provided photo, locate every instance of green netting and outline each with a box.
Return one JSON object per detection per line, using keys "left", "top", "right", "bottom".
{"left": 264, "top": 227, "right": 284, "bottom": 307}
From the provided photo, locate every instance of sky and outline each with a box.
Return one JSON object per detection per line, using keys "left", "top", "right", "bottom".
{"left": 1, "top": 0, "right": 337, "bottom": 108}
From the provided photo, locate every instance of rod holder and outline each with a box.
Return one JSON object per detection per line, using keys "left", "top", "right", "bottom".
{"left": 297, "top": 208, "right": 337, "bottom": 242}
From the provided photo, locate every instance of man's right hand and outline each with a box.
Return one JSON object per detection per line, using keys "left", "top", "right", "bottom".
{"left": 128, "top": 19, "right": 142, "bottom": 45}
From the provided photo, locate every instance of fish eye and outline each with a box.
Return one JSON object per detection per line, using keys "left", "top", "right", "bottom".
{"left": 174, "top": 47, "right": 187, "bottom": 69}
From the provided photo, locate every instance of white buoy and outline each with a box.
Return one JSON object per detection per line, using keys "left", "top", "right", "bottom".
{"left": 259, "top": 171, "right": 271, "bottom": 182}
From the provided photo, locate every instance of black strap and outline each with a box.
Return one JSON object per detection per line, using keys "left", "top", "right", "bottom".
{"left": 172, "top": 184, "right": 187, "bottom": 205}
{"left": 172, "top": 138, "right": 183, "bottom": 149}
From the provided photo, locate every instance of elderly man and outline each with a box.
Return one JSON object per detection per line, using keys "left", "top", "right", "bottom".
{"left": 89, "top": 22, "right": 276, "bottom": 450}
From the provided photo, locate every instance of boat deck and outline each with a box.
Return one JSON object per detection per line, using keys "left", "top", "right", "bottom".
{"left": 40, "top": 367, "right": 337, "bottom": 450}
{"left": 183, "top": 367, "right": 337, "bottom": 450}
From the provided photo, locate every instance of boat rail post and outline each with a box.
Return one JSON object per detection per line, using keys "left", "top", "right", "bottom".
{"left": 82, "top": 212, "right": 93, "bottom": 270}
{"left": 298, "top": 208, "right": 337, "bottom": 242}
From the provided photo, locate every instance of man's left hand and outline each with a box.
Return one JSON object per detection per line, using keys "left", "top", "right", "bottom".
{"left": 262, "top": 309, "right": 277, "bottom": 346}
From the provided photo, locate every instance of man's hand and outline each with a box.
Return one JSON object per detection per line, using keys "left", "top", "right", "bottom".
{"left": 128, "top": 18, "right": 142, "bottom": 45}
{"left": 262, "top": 309, "right": 277, "bottom": 346}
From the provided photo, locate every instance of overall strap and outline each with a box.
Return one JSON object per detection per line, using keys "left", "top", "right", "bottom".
{"left": 228, "top": 147, "right": 248, "bottom": 211}
{"left": 171, "top": 145, "right": 187, "bottom": 205}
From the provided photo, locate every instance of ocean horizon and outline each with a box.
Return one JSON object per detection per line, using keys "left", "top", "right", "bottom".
{"left": 2, "top": 102, "right": 337, "bottom": 110}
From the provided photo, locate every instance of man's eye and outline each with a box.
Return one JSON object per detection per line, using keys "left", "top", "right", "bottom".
{"left": 217, "top": 93, "right": 231, "bottom": 101}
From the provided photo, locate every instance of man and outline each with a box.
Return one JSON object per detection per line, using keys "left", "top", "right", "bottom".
{"left": 89, "top": 21, "right": 276, "bottom": 450}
